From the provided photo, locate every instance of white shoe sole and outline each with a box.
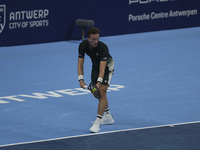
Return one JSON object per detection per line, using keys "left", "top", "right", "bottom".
{"left": 89, "top": 128, "right": 100, "bottom": 133}
{"left": 89, "top": 124, "right": 100, "bottom": 133}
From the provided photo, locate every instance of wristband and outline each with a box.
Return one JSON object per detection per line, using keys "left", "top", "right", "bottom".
{"left": 78, "top": 75, "right": 84, "bottom": 82}
{"left": 97, "top": 77, "right": 103, "bottom": 84}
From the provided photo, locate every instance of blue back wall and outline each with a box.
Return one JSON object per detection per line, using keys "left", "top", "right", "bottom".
{"left": 0, "top": 0, "right": 200, "bottom": 46}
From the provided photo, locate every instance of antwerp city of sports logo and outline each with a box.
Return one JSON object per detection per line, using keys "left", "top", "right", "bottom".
{"left": 0, "top": 5, "right": 6, "bottom": 34}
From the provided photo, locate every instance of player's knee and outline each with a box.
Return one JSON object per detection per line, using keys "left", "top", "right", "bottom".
{"left": 99, "top": 91, "right": 107, "bottom": 101}
{"left": 99, "top": 84, "right": 108, "bottom": 100}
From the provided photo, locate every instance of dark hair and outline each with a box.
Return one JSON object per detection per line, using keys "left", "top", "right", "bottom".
{"left": 87, "top": 27, "right": 100, "bottom": 37}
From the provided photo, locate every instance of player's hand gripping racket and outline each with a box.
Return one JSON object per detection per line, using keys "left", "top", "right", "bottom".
{"left": 84, "top": 83, "right": 101, "bottom": 100}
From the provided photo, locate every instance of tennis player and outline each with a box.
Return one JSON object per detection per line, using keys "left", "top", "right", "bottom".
{"left": 78, "top": 27, "right": 114, "bottom": 133}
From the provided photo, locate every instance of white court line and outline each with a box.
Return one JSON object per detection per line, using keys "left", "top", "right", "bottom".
{"left": 0, "top": 120, "right": 200, "bottom": 148}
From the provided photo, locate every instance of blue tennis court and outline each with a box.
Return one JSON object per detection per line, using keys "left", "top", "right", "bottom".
{"left": 0, "top": 27, "right": 200, "bottom": 149}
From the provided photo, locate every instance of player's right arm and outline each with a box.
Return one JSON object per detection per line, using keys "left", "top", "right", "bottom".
{"left": 78, "top": 57, "right": 86, "bottom": 88}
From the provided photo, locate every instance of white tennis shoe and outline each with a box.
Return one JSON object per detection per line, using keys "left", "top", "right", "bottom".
{"left": 89, "top": 114, "right": 114, "bottom": 133}
{"left": 89, "top": 118, "right": 100, "bottom": 133}
{"left": 100, "top": 114, "right": 114, "bottom": 125}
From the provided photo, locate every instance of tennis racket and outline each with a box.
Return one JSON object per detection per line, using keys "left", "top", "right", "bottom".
{"left": 84, "top": 83, "right": 101, "bottom": 100}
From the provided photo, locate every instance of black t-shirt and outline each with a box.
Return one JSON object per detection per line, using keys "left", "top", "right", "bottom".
{"left": 78, "top": 40, "right": 113, "bottom": 73}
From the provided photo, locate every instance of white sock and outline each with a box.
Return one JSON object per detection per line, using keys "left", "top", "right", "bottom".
{"left": 95, "top": 115, "right": 102, "bottom": 123}
{"left": 97, "top": 115, "right": 102, "bottom": 119}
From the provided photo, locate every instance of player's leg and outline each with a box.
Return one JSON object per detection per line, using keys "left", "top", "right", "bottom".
{"left": 97, "top": 84, "right": 108, "bottom": 116}
{"left": 89, "top": 70, "right": 114, "bottom": 132}
{"left": 89, "top": 69, "right": 101, "bottom": 133}
{"left": 100, "top": 69, "right": 114, "bottom": 125}
{"left": 89, "top": 84, "right": 108, "bottom": 133}
{"left": 90, "top": 69, "right": 110, "bottom": 116}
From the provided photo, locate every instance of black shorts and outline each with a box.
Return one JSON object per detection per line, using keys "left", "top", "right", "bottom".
{"left": 91, "top": 69, "right": 114, "bottom": 85}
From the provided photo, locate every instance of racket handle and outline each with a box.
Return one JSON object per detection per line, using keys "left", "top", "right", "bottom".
{"left": 84, "top": 85, "right": 88, "bottom": 89}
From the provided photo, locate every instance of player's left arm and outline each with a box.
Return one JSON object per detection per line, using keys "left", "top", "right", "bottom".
{"left": 97, "top": 60, "right": 107, "bottom": 87}
{"left": 99, "top": 61, "right": 107, "bottom": 78}
{"left": 97, "top": 43, "right": 109, "bottom": 87}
